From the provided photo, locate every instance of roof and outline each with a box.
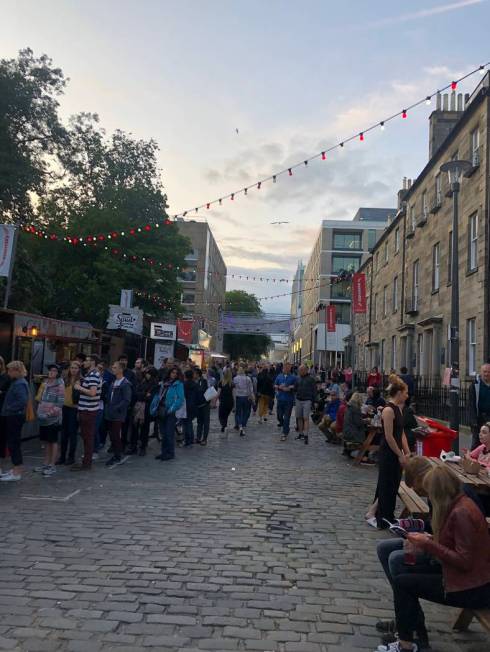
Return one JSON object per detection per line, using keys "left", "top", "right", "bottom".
{"left": 353, "top": 207, "right": 397, "bottom": 222}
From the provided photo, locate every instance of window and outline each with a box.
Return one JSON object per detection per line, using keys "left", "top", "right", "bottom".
{"left": 181, "top": 293, "right": 196, "bottom": 304}
{"left": 332, "top": 255, "right": 361, "bottom": 273}
{"left": 435, "top": 174, "right": 442, "bottom": 205}
{"left": 412, "top": 260, "right": 419, "bottom": 309}
{"left": 467, "top": 318, "right": 477, "bottom": 376}
{"left": 331, "top": 280, "right": 350, "bottom": 299}
{"left": 409, "top": 205, "right": 416, "bottom": 231}
{"left": 382, "top": 286, "right": 388, "bottom": 317}
{"left": 448, "top": 230, "right": 453, "bottom": 284}
{"left": 391, "top": 335, "right": 397, "bottom": 371}
{"left": 373, "top": 293, "right": 378, "bottom": 322}
{"left": 393, "top": 276, "right": 398, "bottom": 312}
{"left": 471, "top": 129, "right": 480, "bottom": 167}
{"left": 178, "top": 269, "right": 197, "bottom": 282}
{"left": 468, "top": 212, "right": 478, "bottom": 272}
{"left": 368, "top": 229, "right": 377, "bottom": 251}
{"left": 333, "top": 302, "right": 351, "bottom": 324}
{"left": 384, "top": 241, "right": 388, "bottom": 264}
{"left": 422, "top": 190, "right": 428, "bottom": 218}
{"left": 432, "top": 242, "right": 440, "bottom": 292}
{"left": 394, "top": 228, "right": 400, "bottom": 253}
{"left": 375, "top": 252, "right": 379, "bottom": 272}
{"left": 333, "top": 232, "right": 362, "bottom": 250}
{"left": 185, "top": 249, "right": 198, "bottom": 262}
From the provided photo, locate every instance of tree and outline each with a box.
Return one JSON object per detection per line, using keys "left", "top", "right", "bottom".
{"left": 223, "top": 290, "right": 272, "bottom": 360}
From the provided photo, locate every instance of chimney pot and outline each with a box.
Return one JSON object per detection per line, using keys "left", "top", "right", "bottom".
{"left": 450, "top": 91, "right": 456, "bottom": 111}
{"left": 443, "top": 94, "right": 449, "bottom": 110}
{"left": 436, "top": 92, "right": 442, "bottom": 110}
{"left": 457, "top": 93, "right": 463, "bottom": 111}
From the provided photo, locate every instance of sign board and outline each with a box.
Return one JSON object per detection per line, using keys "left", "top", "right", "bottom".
{"left": 352, "top": 272, "right": 367, "bottom": 314}
{"left": 106, "top": 305, "right": 143, "bottom": 334}
{"left": 150, "top": 322, "right": 177, "bottom": 340}
{"left": 154, "top": 342, "right": 175, "bottom": 367}
{"left": 177, "top": 319, "right": 193, "bottom": 344}
{"left": 198, "top": 329, "right": 211, "bottom": 350}
{"left": 326, "top": 305, "right": 336, "bottom": 332}
{"left": 120, "top": 289, "right": 133, "bottom": 308}
{"left": 0, "top": 225, "right": 17, "bottom": 278}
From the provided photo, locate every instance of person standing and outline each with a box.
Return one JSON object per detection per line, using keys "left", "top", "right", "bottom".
{"left": 233, "top": 365, "right": 255, "bottom": 437}
{"left": 469, "top": 363, "right": 490, "bottom": 450}
{"left": 71, "top": 354, "right": 102, "bottom": 471}
{"left": 105, "top": 361, "right": 133, "bottom": 468}
{"left": 36, "top": 364, "right": 65, "bottom": 477}
{"left": 367, "top": 366, "right": 383, "bottom": 388}
{"left": 195, "top": 368, "right": 211, "bottom": 445}
{"left": 183, "top": 369, "right": 199, "bottom": 446}
{"left": 274, "top": 363, "right": 297, "bottom": 442}
{"left": 0, "top": 356, "right": 11, "bottom": 470}
{"left": 0, "top": 361, "right": 29, "bottom": 482}
{"left": 295, "top": 364, "right": 316, "bottom": 445}
{"left": 58, "top": 361, "right": 81, "bottom": 465}
{"left": 217, "top": 369, "right": 234, "bottom": 433}
{"left": 257, "top": 367, "right": 274, "bottom": 423}
{"left": 369, "top": 375, "right": 410, "bottom": 528}
{"left": 155, "top": 366, "right": 184, "bottom": 461}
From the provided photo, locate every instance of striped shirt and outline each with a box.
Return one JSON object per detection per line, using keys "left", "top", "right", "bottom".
{"left": 78, "top": 369, "right": 102, "bottom": 412}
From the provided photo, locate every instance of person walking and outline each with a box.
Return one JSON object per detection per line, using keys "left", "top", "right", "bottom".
{"left": 36, "top": 364, "right": 65, "bottom": 477}
{"left": 137, "top": 366, "right": 160, "bottom": 455}
{"left": 155, "top": 366, "right": 184, "bottom": 461}
{"left": 233, "top": 365, "right": 255, "bottom": 437}
{"left": 71, "top": 354, "right": 102, "bottom": 471}
{"left": 0, "top": 361, "right": 29, "bottom": 482}
{"left": 0, "top": 356, "right": 10, "bottom": 471}
{"left": 257, "top": 367, "right": 274, "bottom": 423}
{"left": 183, "top": 369, "right": 199, "bottom": 446}
{"left": 104, "top": 361, "right": 133, "bottom": 468}
{"left": 58, "top": 361, "right": 81, "bottom": 465}
{"left": 295, "top": 364, "right": 317, "bottom": 445}
{"left": 195, "top": 368, "right": 211, "bottom": 445}
{"left": 217, "top": 369, "right": 234, "bottom": 433}
{"left": 274, "top": 362, "right": 297, "bottom": 441}
{"left": 469, "top": 363, "right": 490, "bottom": 450}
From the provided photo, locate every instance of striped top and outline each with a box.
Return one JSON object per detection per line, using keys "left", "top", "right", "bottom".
{"left": 78, "top": 369, "right": 102, "bottom": 412}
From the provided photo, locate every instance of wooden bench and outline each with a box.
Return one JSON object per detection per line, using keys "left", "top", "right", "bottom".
{"left": 397, "top": 481, "right": 430, "bottom": 518}
{"left": 453, "top": 608, "right": 490, "bottom": 633}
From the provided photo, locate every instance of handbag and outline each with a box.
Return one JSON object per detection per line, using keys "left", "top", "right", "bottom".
{"left": 175, "top": 398, "right": 187, "bottom": 420}
{"left": 25, "top": 396, "right": 36, "bottom": 422}
{"left": 150, "top": 391, "right": 162, "bottom": 418}
{"left": 204, "top": 386, "right": 218, "bottom": 402}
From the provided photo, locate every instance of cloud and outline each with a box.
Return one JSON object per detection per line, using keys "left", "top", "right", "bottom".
{"left": 362, "top": 0, "right": 484, "bottom": 29}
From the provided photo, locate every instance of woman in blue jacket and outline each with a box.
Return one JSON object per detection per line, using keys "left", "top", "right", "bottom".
{"left": 155, "top": 366, "right": 184, "bottom": 461}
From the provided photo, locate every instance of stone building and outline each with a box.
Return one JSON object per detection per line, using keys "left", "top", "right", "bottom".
{"left": 175, "top": 220, "right": 227, "bottom": 353}
{"left": 353, "top": 75, "right": 489, "bottom": 380}
{"left": 290, "top": 208, "right": 395, "bottom": 366}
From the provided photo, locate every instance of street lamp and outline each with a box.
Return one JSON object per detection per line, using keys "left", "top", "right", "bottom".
{"left": 440, "top": 159, "right": 472, "bottom": 453}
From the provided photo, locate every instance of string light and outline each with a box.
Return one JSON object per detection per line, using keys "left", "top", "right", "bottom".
{"left": 380, "top": 121, "right": 385, "bottom": 131}
{"left": 321, "top": 151, "right": 326, "bottom": 160}
{"left": 288, "top": 168, "right": 293, "bottom": 176}
{"left": 451, "top": 81, "right": 457, "bottom": 90}
{"left": 480, "top": 65, "right": 486, "bottom": 75}
{"left": 426, "top": 96, "right": 432, "bottom": 106}
{"left": 402, "top": 110, "right": 407, "bottom": 119}
{"left": 359, "top": 132, "right": 364, "bottom": 141}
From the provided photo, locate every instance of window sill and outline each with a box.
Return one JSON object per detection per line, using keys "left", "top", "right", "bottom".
{"left": 431, "top": 289, "right": 440, "bottom": 295}
{"left": 466, "top": 268, "right": 478, "bottom": 277}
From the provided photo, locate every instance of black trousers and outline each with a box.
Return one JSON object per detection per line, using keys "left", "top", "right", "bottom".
{"left": 196, "top": 404, "right": 211, "bottom": 441}
{"left": 0, "top": 415, "right": 25, "bottom": 466}
{"left": 375, "top": 448, "right": 402, "bottom": 528}
{"left": 218, "top": 402, "right": 233, "bottom": 428}
{"left": 394, "top": 574, "right": 490, "bottom": 642}
{"left": 60, "top": 406, "right": 78, "bottom": 462}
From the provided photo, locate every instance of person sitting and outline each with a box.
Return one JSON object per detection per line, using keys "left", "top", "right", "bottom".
{"left": 335, "top": 390, "right": 351, "bottom": 450}
{"left": 469, "top": 421, "right": 490, "bottom": 469}
{"left": 380, "top": 466, "right": 490, "bottom": 652}
{"left": 318, "top": 390, "right": 341, "bottom": 442}
{"left": 342, "top": 392, "right": 368, "bottom": 454}
{"left": 366, "top": 387, "right": 386, "bottom": 412}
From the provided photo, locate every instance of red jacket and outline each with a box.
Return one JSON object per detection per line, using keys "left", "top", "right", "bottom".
{"left": 367, "top": 372, "right": 382, "bottom": 387}
{"left": 421, "top": 495, "right": 490, "bottom": 593}
{"left": 336, "top": 401, "right": 347, "bottom": 433}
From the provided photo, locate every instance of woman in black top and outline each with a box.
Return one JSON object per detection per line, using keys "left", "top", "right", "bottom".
{"left": 369, "top": 375, "right": 410, "bottom": 528}
{"left": 217, "top": 369, "right": 234, "bottom": 433}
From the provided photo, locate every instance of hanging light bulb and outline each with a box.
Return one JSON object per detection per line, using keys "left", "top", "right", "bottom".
{"left": 321, "top": 151, "right": 326, "bottom": 160}
{"left": 380, "top": 122, "right": 385, "bottom": 131}
{"left": 480, "top": 65, "right": 486, "bottom": 75}
{"left": 359, "top": 132, "right": 364, "bottom": 141}
{"left": 402, "top": 110, "right": 407, "bottom": 119}
{"left": 426, "top": 96, "right": 432, "bottom": 105}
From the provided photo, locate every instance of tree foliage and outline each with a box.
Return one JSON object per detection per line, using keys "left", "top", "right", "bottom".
{"left": 0, "top": 50, "right": 190, "bottom": 327}
{"left": 223, "top": 290, "right": 272, "bottom": 360}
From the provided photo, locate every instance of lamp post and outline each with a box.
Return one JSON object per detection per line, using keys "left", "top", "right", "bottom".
{"left": 440, "top": 159, "right": 472, "bottom": 454}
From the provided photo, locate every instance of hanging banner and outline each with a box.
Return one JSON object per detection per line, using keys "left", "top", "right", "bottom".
{"left": 177, "top": 319, "right": 193, "bottom": 344}
{"left": 154, "top": 342, "right": 175, "bottom": 367}
{"left": 106, "top": 305, "right": 143, "bottom": 334}
{"left": 326, "top": 305, "right": 337, "bottom": 332}
{"left": 0, "top": 225, "right": 17, "bottom": 278}
{"left": 352, "top": 272, "right": 367, "bottom": 314}
{"left": 150, "top": 322, "right": 177, "bottom": 340}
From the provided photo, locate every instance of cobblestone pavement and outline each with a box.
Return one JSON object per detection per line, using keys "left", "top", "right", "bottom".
{"left": 0, "top": 413, "right": 488, "bottom": 652}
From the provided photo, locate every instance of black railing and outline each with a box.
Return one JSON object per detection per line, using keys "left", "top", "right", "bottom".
{"left": 353, "top": 372, "right": 473, "bottom": 427}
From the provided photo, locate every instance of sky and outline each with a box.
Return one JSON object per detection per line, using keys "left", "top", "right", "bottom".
{"left": 2, "top": 0, "right": 490, "bottom": 313}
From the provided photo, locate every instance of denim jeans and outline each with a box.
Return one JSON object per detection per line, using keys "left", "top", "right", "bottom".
{"left": 184, "top": 417, "right": 194, "bottom": 445}
{"left": 235, "top": 396, "right": 251, "bottom": 428}
{"left": 277, "top": 401, "right": 293, "bottom": 435}
{"left": 160, "top": 412, "right": 176, "bottom": 459}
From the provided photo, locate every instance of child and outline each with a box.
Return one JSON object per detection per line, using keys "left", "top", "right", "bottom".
{"left": 469, "top": 422, "right": 490, "bottom": 469}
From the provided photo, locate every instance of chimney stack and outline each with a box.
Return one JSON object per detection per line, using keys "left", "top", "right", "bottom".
{"left": 429, "top": 92, "right": 465, "bottom": 159}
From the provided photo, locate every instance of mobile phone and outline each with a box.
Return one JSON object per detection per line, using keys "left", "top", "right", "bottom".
{"left": 382, "top": 519, "right": 408, "bottom": 539}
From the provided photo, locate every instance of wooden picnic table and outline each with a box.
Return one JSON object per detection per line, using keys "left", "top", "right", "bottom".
{"left": 428, "top": 457, "right": 490, "bottom": 492}
{"left": 352, "top": 423, "right": 382, "bottom": 466}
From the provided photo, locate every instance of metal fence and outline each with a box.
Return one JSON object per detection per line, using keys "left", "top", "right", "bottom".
{"left": 353, "top": 371, "right": 473, "bottom": 427}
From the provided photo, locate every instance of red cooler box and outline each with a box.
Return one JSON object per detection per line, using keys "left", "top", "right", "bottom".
{"left": 414, "top": 417, "right": 457, "bottom": 457}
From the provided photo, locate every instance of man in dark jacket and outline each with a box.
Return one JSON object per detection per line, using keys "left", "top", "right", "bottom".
{"left": 469, "top": 363, "right": 490, "bottom": 449}
{"left": 105, "top": 361, "right": 132, "bottom": 468}
{"left": 183, "top": 369, "right": 199, "bottom": 446}
{"left": 295, "top": 365, "right": 317, "bottom": 445}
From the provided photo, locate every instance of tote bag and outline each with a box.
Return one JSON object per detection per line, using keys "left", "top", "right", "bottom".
{"left": 204, "top": 386, "right": 218, "bottom": 402}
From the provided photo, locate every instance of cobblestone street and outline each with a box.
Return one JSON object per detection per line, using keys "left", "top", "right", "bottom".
{"left": 0, "top": 414, "right": 488, "bottom": 652}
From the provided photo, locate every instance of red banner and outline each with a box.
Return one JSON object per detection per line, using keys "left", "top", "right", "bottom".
{"left": 177, "top": 319, "right": 193, "bottom": 344}
{"left": 326, "top": 305, "right": 336, "bottom": 332}
{"left": 352, "top": 272, "right": 367, "bottom": 313}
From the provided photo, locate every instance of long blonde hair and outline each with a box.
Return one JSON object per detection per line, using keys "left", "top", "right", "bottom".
{"left": 348, "top": 392, "right": 363, "bottom": 408}
{"left": 404, "top": 456, "right": 432, "bottom": 496}
{"left": 222, "top": 369, "right": 233, "bottom": 386}
{"left": 424, "top": 466, "right": 463, "bottom": 541}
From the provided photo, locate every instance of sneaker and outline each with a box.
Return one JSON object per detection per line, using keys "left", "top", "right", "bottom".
{"left": 105, "top": 456, "right": 121, "bottom": 469}
{"left": 200, "top": 440, "right": 207, "bottom": 446}
{"left": 239, "top": 428, "right": 245, "bottom": 437}
{"left": 366, "top": 517, "right": 379, "bottom": 529}
{"left": 377, "top": 642, "right": 418, "bottom": 652}
{"left": 233, "top": 425, "right": 239, "bottom": 431}
{"left": 295, "top": 434, "right": 304, "bottom": 440}
{"left": 304, "top": 435, "right": 309, "bottom": 445}
{"left": 55, "top": 458, "right": 65, "bottom": 466}
{"left": 0, "top": 471, "right": 21, "bottom": 482}
{"left": 380, "top": 634, "right": 429, "bottom": 651}
{"left": 125, "top": 447, "right": 137, "bottom": 456}
{"left": 280, "top": 435, "right": 287, "bottom": 441}
{"left": 33, "top": 464, "right": 50, "bottom": 473}
{"left": 92, "top": 453, "right": 99, "bottom": 461}
{"left": 42, "top": 465, "right": 56, "bottom": 477}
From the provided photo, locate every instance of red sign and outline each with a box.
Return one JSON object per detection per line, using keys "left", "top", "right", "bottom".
{"left": 177, "top": 319, "right": 193, "bottom": 344}
{"left": 326, "top": 305, "right": 336, "bottom": 332}
{"left": 352, "top": 272, "right": 367, "bottom": 313}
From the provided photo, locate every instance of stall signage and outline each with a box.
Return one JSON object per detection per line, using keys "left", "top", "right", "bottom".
{"left": 0, "top": 225, "right": 16, "bottom": 278}
{"left": 106, "top": 305, "right": 143, "bottom": 334}
{"left": 150, "top": 322, "right": 177, "bottom": 340}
